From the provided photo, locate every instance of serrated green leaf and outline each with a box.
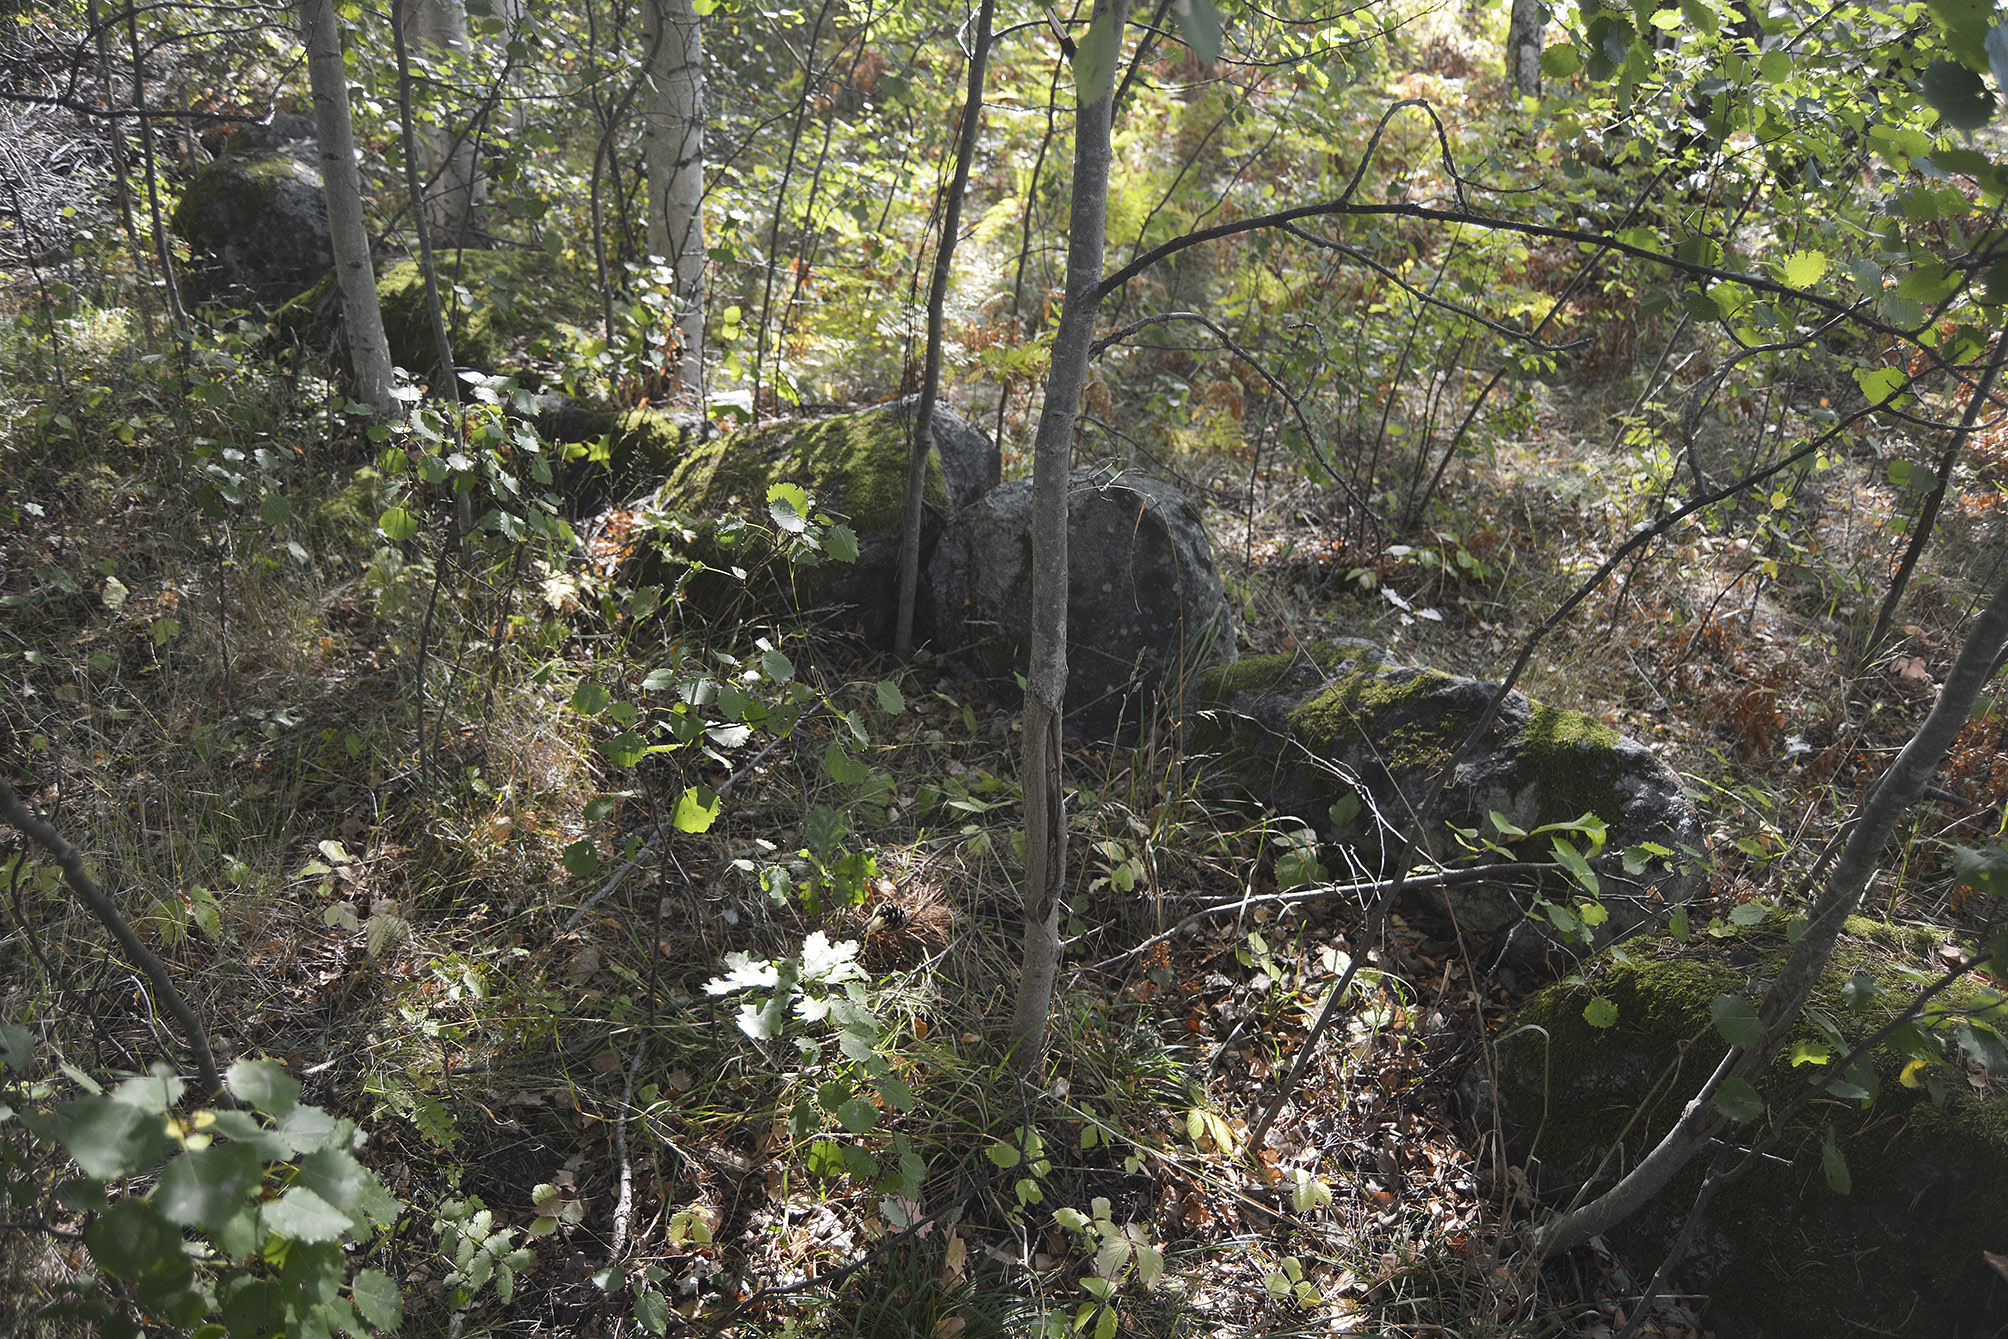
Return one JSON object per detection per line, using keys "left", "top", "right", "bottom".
{"left": 874, "top": 680, "right": 906, "bottom": 715}
{"left": 766, "top": 483, "right": 810, "bottom": 533}
{"left": 1821, "top": 1132, "right": 1851, "bottom": 1193}
{"left": 154, "top": 1142, "right": 264, "bottom": 1237}
{"left": 1922, "top": 59, "right": 1996, "bottom": 132}
{"left": 377, "top": 507, "right": 420, "bottom": 542}
{"left": 1776, "top": 250, "right": 1829, "bottom": 288}
{"left": 1540, "top": 43, "right": 1581, "bottom": 78}
{"left": 1171, "top": 0, "right": 1220, "bottom": 63}
{"left": 835, "top": 1098, "right": 879, "bottom": 1134}
{"left": 825, "top": 523, "right": 859, "bottom": 564}
{"left": 262, "top": 1186, "right": 355, "bottom": 1243}
{"left": 1583, "top": 996, "right": 1619, "bottom": 1028}
{"left": 1711, "top": 1076, "right": 1764, "bottom": 1123}
{"left": 822, "top": 742, "right": 869, "bottom": 786}
{"left": 1711, "top": 994, "right": 1763, "bottom": 1048}
{"left": 634, "top": 1288, "right": 669, "bottom": 1336}
{"left": 1853, "top": 366, "right": 1907, "bottom": 405}
{"left": 672, "top": 787, "right": 721, "bottom": 833}
{"left": 85, "top": 1198, "right": 184, "bottom": 1280}
{"left": 569, "top": 682, "right": 610, "bottom": 715}
{"left": 228, "top": 1060, "right": 300, "bottom": 1117}
{"left": 351, "top": 1268, "right": 402, "bottom": 1332}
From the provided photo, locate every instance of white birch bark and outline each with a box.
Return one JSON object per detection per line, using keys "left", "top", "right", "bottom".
{"left": 298, "top": 0, "right": 396, "bottom": 418}
{"left": 642, "top": 0, "right": 707, "bottom": 398}
{"left": 400, "top": 0, "right": 480, "bottom": 245}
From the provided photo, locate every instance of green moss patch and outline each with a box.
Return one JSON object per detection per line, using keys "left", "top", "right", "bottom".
{"left": 377, "top": 249, "right": 599, "bottom": 387}
{"left": 1490, "top": 927, "right": 2008, "bottom": 1336}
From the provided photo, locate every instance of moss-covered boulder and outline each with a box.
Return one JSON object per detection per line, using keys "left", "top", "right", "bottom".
{"left": 624, "top": 400, "right": 1000, "bottom": 645}
{"left": 942, "top": 465, "right": 1237, "bottom": 741}
{"left": 375, "top": 248, "right": 601, "bottom": 389}
{"left": 1194, "top": 642, "right": 1702, "bottom": 962}
{"left": 170, "top": 115, "right": 332, "bottom": 308}
{"left": 1476, "top": 924, "right": 2008, "bottom": 1337}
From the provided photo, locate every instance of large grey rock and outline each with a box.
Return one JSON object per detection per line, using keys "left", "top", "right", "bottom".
{"left": 945, "top": 465, "right": 1236, "bottom": 741}
{"left": 1470, "top": 924, "right": 2008, "bottom": 1337}
{"left": 170, "top": 115, "right": 332, "bottom": 308}
{"left": 1194, "top": 642, "right": 1703, "bottom": 965}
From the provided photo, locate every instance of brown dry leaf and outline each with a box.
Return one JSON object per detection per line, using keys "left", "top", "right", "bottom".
{"left": 1985, "top": 1249, "right": 2008, "bottom": 1282}
{"left": 590, "top": 1050, "right": 622, "bottom": 1074}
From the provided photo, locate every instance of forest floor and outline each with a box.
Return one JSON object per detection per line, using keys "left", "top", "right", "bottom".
{"left": 7, "top": 15, "right": 2008, "bottom": 1339}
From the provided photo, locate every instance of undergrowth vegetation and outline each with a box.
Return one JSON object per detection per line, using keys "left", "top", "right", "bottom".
{"left": 6, "top": 0, "right": 2008, "bottom": 1334}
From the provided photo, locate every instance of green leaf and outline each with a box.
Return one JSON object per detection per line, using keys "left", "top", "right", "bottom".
{"left": 1540, "top": 43, "right": 1581, "bottom": 78}
{"left": 766, "top": 483, "right": 810, "bottom": 533}
{"left": 561, "top": 839, "right": 601, "bottom": 876}
{"left": 672, "top": 787, "right": 721, "bottom": 833}
{"left": 377, "top": 507, "right": 420, "bottom": 542}
{"left": 1921, "top": 59, "right": 1996, "bottom": 132}
{"left": 835, "top": 1098, "right": 880, "bottom": 1134}
{"left": 0, "top": 1024, "right": 32, "bottom": 1073}
{"left": 1711, "top": 1077, "right": 1764, "bottom": 1123}
{"left": 154, "top": 1142, "right": 264, "bottom": 1237}
{"left": 597, "top": 731, "right": 647, "bottom": 768}
{"left": 258, "top": 495, "right": 291, "bottom": 527}
{"left": 569, "top": 682, "right": 610, "bottom": 715}
{"left": 262, "top": 1186, "right": 355, "bottom": 1243}
{"left": 760, "top": 646, "right": 796, "bottom": 681}
{"left": 24, "top": 1095, "right": 174, "bottom": 1180}
{"left": 634, "top": 1288, "right": 670, "bottom": 1337}
{"left": 824, "top": 523, "right": 859, "bottom": 563}
{"left": 1841, "top": 974, "right": 1884, "bottom": 1010}
{"left": 1949, "top": 843, "right": 2008, "bottom": 897}
{"left": 352, "top": 1269, "right": 403, "bottom": 1333}
{"left": 221, "top": 1278, "right": 288, "bottom": 1339}
{"left": 1776, "top": 250, "right": 1828, "bottom": 288}
{"left": 1171, "top": 0, "right": 1220, "bottom": 64}
{"left": 228, "top": 1060, "right": 300, "bottom": 1117}
{"left": 1787, "top": 1039, "right": 1831, "bottom": 1068}
{"left": 1821, "top": 1131, "right": 1851, "bottom": 1194}
{"left": 822, "top": 742, "right": 869, "bottom": 786}
{"left": 295, "top": 1147, "right": 369, "bottom": 1215}
{"left": 1072, "top": 4, "right": 1121, "bottom": 106}
{"left": 874, "top": 680, "right": 906, "bottom": 715}
{"left": 86, "top": 1198, "right": 186, "bottom": 1280}
{"left": 1853, "top": 366, "right": 1908, "bottom": 405}
{"left": 1710, "top": 994, "right": 1763, "bottom": 1048}
{"left": 1583, "top": 996, "right": 1619, "bottom": 1028}
{"left": 1727, "top": 902, "right": 1767, "bottom": 927}
{"left": 985, "top": 1142, "right": 1021, "bottom": 1169}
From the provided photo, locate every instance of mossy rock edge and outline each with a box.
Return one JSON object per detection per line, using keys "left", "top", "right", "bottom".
{"left": 1193, "top": 643, "right": 1704, "bottom": 965}
{"left": 622, "top": 400, "right": 1000, "bottom": 649}
{"left": 1476, "top": 924, "right": 2008, "bottom": 1338}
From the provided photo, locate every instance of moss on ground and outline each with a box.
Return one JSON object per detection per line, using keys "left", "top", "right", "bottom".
{"left": 376, "top": 249, "right": 598, "bottom": 385}
{"left": 1495, "top": 923, "right": 2008, "bottom": 1336}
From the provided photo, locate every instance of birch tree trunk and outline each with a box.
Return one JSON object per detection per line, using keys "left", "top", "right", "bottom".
{"left": 1507, "top": 0, "right": 1544, "bottom": 98}
{"left": 298, "top": 0, "right": 396, "bottom": 418}
{"left": 399, "top": 0, "right": 480, "bottom": 245}
{"left": 1008, "top": 0, "right": 1116, "bottom": 1079}
{"left": 642, "top": 0, "right": 707, "bottom": 399}
{"left": 1532, "top": 564, "right": 2008, "bottom": 1255}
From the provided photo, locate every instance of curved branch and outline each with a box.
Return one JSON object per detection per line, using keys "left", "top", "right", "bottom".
{"left": 0, "top": 775, "right": 224, "bottom": 1102}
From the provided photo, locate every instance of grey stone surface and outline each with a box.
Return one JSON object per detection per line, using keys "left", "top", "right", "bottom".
{"left": 170, "top": 116, "right": 332, "bottom": 308}
{"left": 946, "top": 464, "right": 1236, "bottom": 741}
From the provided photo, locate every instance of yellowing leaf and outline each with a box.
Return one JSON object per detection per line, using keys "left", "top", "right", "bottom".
{"left": 1900, "top": 1057, "right": 1930, "bottom": 1088}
